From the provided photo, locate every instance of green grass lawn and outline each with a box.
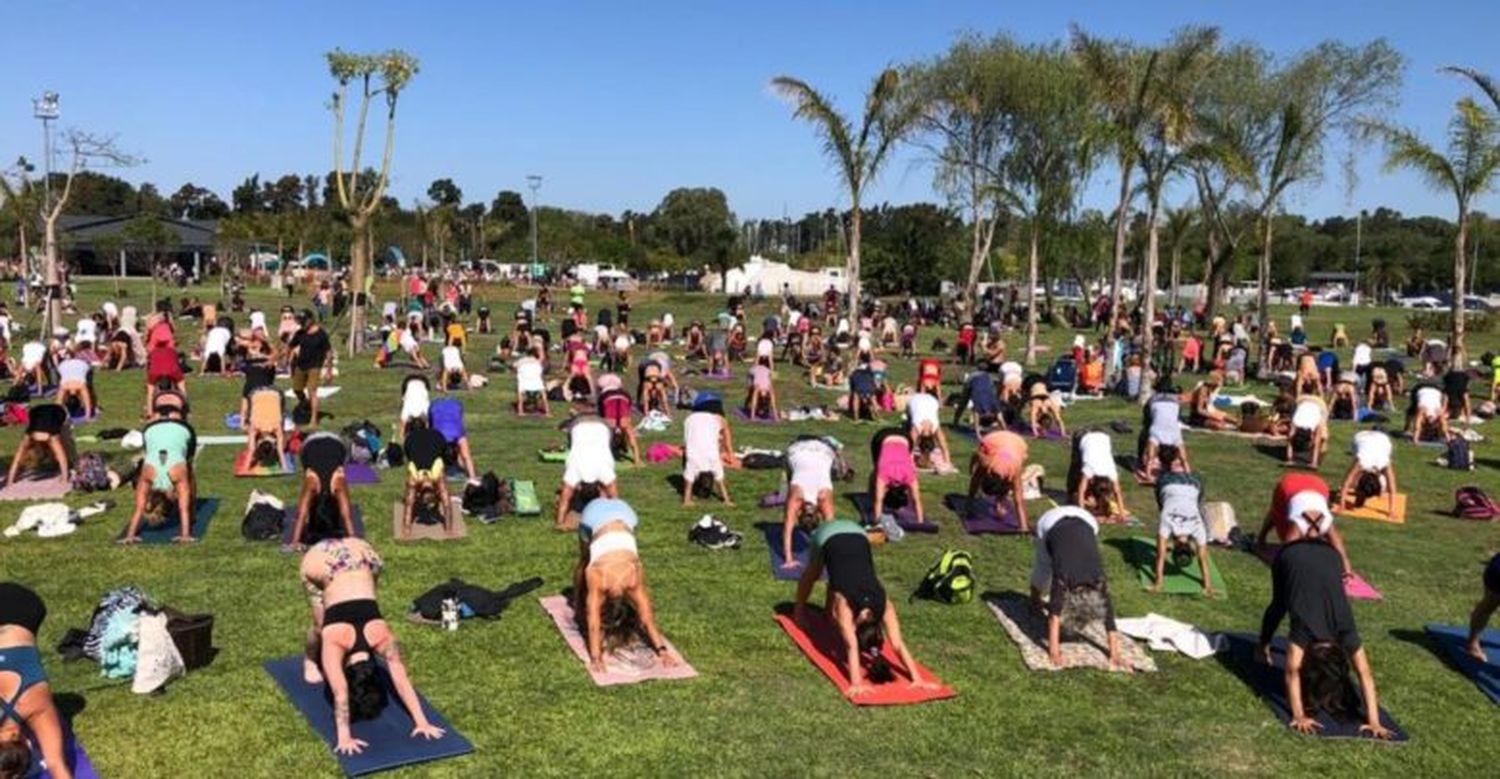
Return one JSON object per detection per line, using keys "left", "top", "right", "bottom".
{"left": 7, "top": 281, "right": 1500, "bottom": 776}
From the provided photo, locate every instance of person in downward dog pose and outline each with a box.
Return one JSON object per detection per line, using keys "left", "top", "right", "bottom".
{"left": 572, "top": 498, "right": 681, "bottom": 674}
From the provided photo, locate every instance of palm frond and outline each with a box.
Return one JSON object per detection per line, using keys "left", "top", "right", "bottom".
{"left": 770, "top": 75, "right": 859, "bottom": 193}
{"left": 1442, "top": 66, "right": 1500, "bottom": 114}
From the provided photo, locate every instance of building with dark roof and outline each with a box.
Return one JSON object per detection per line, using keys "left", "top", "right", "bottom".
{"left": 55, "top": 214, "right": 217, "bottom": 277}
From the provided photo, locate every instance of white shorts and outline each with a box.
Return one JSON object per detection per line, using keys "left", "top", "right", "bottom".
{"left": 790, "top": 468, "right": 832, "bottom": 499}
{"left": 683, "top": 453, "right": 724, "bottom": 483}
{"left": 564, "top": 450, "right": 616, "bottom": 488}
{"left": 518, "top": 376, "right": 545, "bottom": 394}
{"left": 1158, "top": 511, "right": 1207, "bottom": 546}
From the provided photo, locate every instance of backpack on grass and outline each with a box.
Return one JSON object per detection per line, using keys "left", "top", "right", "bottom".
{"left": 1454, "top": 486, "right": 1500, "bottom": 520}
{"left": 912, "top": 550, "right": 975, "bottom": 604}
{"left": 1443, "top": 436, "right": 1474, "bottom": 470}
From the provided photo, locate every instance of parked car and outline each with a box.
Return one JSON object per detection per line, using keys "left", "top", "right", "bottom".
{"left": 1398, "top": 295, "right": 1442, "bottom": 309}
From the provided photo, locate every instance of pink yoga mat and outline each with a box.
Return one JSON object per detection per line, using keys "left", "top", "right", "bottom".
{"left": 0, "top": 474, "right": 70, "bottom": 502}
{"left": 538, "top": 595, "right": 697, "bottom": 686}
{"left": 1251, "top": 545, "right": 1382, "bottom": 601}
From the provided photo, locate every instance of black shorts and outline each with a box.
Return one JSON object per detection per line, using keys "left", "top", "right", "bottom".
{"left": 1485, "top": 552, "right": 1500, "bottom": 593}
{"left": 26, "top": 404, "right": 67, "bottom": 436}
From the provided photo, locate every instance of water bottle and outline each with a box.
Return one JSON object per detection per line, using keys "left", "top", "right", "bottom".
{"left": 440, "top": 598, "right": 459, "bottom": 631}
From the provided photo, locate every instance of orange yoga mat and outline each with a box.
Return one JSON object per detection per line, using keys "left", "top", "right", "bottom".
{"left": 774, "top": 607, "right": 955, "bottom": 706}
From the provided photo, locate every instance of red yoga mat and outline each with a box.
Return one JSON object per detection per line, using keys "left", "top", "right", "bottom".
{"left": 773, "top": 608, "right": 955, "bottom": 706}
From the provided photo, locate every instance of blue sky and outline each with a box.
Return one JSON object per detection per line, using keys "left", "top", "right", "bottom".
{"left": 3, "top": 0, "right": 1498, "bottom": 222}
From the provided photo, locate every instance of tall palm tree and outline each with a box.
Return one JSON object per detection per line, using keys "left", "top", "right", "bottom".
{"left": 772, "top": 69, "right": 919, "bottom": 323}
{"left": 1161, "top": 204, "right": 1197, "bottom": 310}
{"left": 1368, "top": 97, "right": 1500, "bottom": 368}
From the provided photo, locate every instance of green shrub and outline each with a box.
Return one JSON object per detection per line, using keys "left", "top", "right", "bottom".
{"left": 1407, "top": 311, "right": 1495, "bottom": 334}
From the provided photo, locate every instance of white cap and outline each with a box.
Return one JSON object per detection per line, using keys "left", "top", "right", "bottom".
{"left": 1287, "top": 491, "right": 1333, "bottom": 535}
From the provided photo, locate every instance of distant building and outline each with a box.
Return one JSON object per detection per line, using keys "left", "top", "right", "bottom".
{"left": 56, "top": 214, "right": 218, "bottom": 277}
{"left": 706, "top": 255, "right": 847, "bottom": 296}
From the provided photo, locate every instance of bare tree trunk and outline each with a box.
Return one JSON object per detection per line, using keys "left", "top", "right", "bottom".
{"left": 1256, "top": 214, "right": 1274, "bottom": 366}
{"left": 1139, "top": 199, "right": 1161, "bottom": 402}
{"left": 43, "top": 216, "right": 62, "bottom": 334}
{"left": 1454, "top": 209, "right": 1470, "bottom": 369}
{"left": 347, "top": 212, "right": 370, "bottom": 355}
{"left": 847, "top": 204, "right": 862, "bottom": 326}
{"left": 1109, "top": 161, "right": 1133, "bottom": 323}
{"left": 1025, "top": 223, "right": 1040, "bottom": 366}
{"left": 1169, "top": 242, "right": 1181, "bottom": 311}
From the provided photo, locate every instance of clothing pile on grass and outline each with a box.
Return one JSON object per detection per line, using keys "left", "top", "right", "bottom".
{"left": 55, "top": 586, "right": 213, "bottom": 694}
{"left": 2, "top": 501, "right": 111, "bottom": 539}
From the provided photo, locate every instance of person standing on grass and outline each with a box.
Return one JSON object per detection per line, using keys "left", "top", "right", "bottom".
{"left": 288, "top": 310, "right": 333, "bottom": 428}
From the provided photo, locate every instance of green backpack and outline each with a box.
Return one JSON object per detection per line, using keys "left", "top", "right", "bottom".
{"left": 913, "top": 550, "right": 975, "bottom": 604}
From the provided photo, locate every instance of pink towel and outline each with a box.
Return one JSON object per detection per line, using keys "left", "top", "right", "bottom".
{"left": 646, "top": 442, "right": 682, "bottom": 464}
{"left": 0, "top": 475, "right": 69, "bottom": 502}
{"left": 538, "top": 596, "right": 697, "bottom": 686}
{"left": 1343, "top": 572, "right": 1382, "bottom": 601}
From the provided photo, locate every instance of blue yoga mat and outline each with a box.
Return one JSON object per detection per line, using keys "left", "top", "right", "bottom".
{"left": 264, "top": 656, "right": 473, "bottom": 777}
{"left": 1425, "top": 623, "right": 1500, "bottom": 705}
{"left": 1223, "top": 634, "right": 1409, "bottom": 742}
{"left": 760, "top": 524, "right": 821, "bottom": 581}
{"left": 117, "top": 498, "right": 220, "bottom": 543}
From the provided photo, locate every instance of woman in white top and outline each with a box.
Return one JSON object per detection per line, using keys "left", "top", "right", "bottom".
{"left": 399, "top": 375, "right": 431, "bottom": 435}
{"left": 199, "top": 323, "right": 234, "bottom": 375}
{"left": 513, "top": 347, "right": 549, "bottom": 416}
{"left": 781, "top": 437, "right": 837, "bottom": 566}
{"left": 1072, "top": 431, "right": 1127, "bottom": 522}
{"left": 438, "top": 345, "right": 468, "bottom": 391}
{"left": 1287, "top": 395, "right": 1329, "bottom": 468}
{"left": 55, "top": 353, "right": 94, "bottom": 418}
{"left": 1409, "top": 383, "right": 1449, "bottom": 442}
{"left": 904, "top": 391, "right": 953, "bottom": 469}
{"left": 572, "top": 498, "right": 680, "bottom": 673}
{"left": 682, "top": 403, "right": 735, "bottom": 507}
{"left": 18, "top": 341, "right": 48, "bottom": 389}
{"left": 1335, "top": 430, "right": 1399, "bottom": 520}
{"left": 75, "top": 316, "right": 98, "bottom": 348}
{"left": 556, "top": 417, "right": 619, "bottom": 529}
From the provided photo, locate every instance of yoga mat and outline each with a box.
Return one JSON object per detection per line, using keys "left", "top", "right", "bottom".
{"left": 392, "top": 500, "right": 468, "bottom": 542}
{"left": 234, "top": 449, "right": 296, "bottom": 477}
{"left": 538, "top": 596, "right": 697, "bottom": 686}
{"left": 117, "top": 498, "right": 219, "bottom": 543}
{"left": 1183, "top": 426, "right": 1286, "bottom": 444}
{"left": 984, "top": 594, "right": 1156, "bottom": 673}
{"left": 1336, "top": 493, "right": 1407, "bottom": 524}
{"left": 511, "top": 480, "right": 540, "bottom": 516}
{"left": 39, "top": 727, "right": 99, "bottom": 779}
{"left": 283, "top": 386, "right": 342, "bottom": 399}
{"left": 773, "top": 606, "right": 955, "bottom": 706}
{"left": 758, "top": 490, "right": 787, "bottom": 508}
{"left": 760, "top": 524, "right": 821, "bottom": 581}
{"left": 943, "top": 493, "right": 1024, "bottom": 536}
{"left": 734, "top": 407, "right": 780, "bottom": 424}
{"left": 1424, "top": 624, "right": 1500, "bottom": 705}
{"left": 846, "top": 492, "right": 938, "bottom": 533}
{"left": 537, "top": 449, "right": 567, "bottom": 463}
{"left": 281, "top": 506, "right": 366, "bottom": 546}
{"left": 224, "top": 412, "right": 243, "bottom": 431}
{"left": 1222, "top": 634, "right": 1409, "bottom": 742}
{"left": 1123, "top": 536, "right": 1225, "bottom": 595}
{"left": 1024, "top": 426, "right": 1066, "bottom": 441}
{"left": 344, "top": 461, "right": 380, "bottom": 485}
{"left": 69, "top": 409, "right": 101, "bottom": 424}
{"left": 1250, "top": 545, "right": 1382, "bottom": 601}
{"left": 0, "top": 472, "right": 69, "bottom": 502}
{"left": 264, "top": 656, "right": 474, "bottom": 776}
{"left": 198, "top": 434, "right": 248, "bottom": 446}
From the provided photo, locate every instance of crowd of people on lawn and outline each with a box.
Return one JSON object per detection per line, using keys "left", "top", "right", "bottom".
{"left": 9, "top": 277, "right": 1500, "bottom": 775}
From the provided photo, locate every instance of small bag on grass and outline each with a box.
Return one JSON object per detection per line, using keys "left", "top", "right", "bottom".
{"left": 911, "top": 550, "right": 975, "bottom": 604}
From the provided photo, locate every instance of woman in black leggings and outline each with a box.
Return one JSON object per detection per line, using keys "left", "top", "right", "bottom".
{"left": 287, "top": 433, "right": 357, "bottom": 550}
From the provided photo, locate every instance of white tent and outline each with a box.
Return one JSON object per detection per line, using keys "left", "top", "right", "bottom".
{"left": 705, "top": 255, "right": 847, "bottom": 296}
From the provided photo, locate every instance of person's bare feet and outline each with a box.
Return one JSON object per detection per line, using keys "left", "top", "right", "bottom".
{"left": 303, "top": 657, "right": 325, "bottom": 684}
{"left": 1468, "top": 641, "right": 1489, "bottom": 663}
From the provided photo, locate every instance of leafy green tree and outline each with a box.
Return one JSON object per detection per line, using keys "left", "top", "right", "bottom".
{"left": 232, "top": 174, "right": 264, "bottom": 213}
{"left": 169, "top": 183, "right": 229, "bottom": 220}
{"left": 490, "top": 190, "right": 527, "bottom": 227}
{"left": 1366, "top": 97, "right": 1500, "bottom": 367}
{"left": 772, "top": 68, "right": 920, "bottom": 320}
{"left": 650, "top": 187, "right": 737, "bottom": 277}
{"left": 263, "top": 174, "right": 304, "bottom": 214}
{"left": 122, "top": 214, "right": 180, "bottom": 308}
{"left": 427, "top": 178, "right": 462, "bottom": 208}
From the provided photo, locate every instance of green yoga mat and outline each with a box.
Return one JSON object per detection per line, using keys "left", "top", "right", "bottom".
{"left": 512, "top": 479, "right": 540, "bottom": 516}
{"left": 1125, "top": 536, "right": 1225, "bottom": 595}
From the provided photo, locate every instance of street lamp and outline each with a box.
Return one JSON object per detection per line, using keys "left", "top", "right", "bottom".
{"left": 526, "top": 174, "right": 542, "bottom": 277}
{"left": 31, "top": 91, "right": 59, "bottom": 318}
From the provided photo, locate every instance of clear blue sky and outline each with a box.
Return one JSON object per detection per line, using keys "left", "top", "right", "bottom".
{"left": 4, "top": 0, "right": 1497, "bottom": 221}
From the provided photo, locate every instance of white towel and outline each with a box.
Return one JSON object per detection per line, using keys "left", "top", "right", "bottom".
{"left": 132, "top": 611, "right": 185, "bottom": 694}
{"left": 1116, "top": 613, "right": 1224, "bottom": 660}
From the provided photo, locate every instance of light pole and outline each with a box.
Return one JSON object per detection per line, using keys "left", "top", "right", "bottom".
{"left": 526, "top": 174, "right": 542, "bottom": 279}
{"left": 32, "top": 91, "right": 59, "bottom": 325}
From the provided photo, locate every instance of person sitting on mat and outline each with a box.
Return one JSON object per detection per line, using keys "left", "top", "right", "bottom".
{"left": 54, "top": 351, "right": 95, "bottom": 420}
{"left": 870, "top": 427, "right": 928, "bottom": 527}
{"left": 793, "top": 518, "right": 937, "bottom": 697}
{"left": 1329, "top": 371, "right": 1360, "bottom": 420}
{"left": 597, "top": 378, "right": 642, "bottom": 467}
{"left": 401, "top": 420, "right": 454, "bottom": 536}
{"left": 1334, "top": 430, "right": 1398, "bottom": 520}
{"left": 286, "top": 432, "right": 358, "bottom": 550}
{"left": 781, "top": 436, "right": 838, "bottom": 567}
{"left": 1256, "top": 512, "right": 1393, "bottom": 739}
{"left": 1070, "top": 430, "right": 1127, "bottom": 523}
{"left": 1023, "top": 378, "right": 1066, "bottom": 438}
{"left": 1287, "top": 394, "right": 1329, "bottom": 468}
{"left": 682, "top": 398, "right": 735, "bottom": 507}
{"left": 299, "top": 538, "right": 446, "bottom": 755}
{"left": 399, "top": 375, "right": 431, "bottom": 438}
{"left": 1151, "top": 462, "right": 1217, "bottom": 597}
{"left": 1466, "top": 553, "right": 1500, "bottom": 661}
{"left": 572, "top": 498, "right": 681, "bottom": 674}
{"left": 514, "top": 347, "right": 550, "bottom": 417}
{"left": 1137, "top": 383, "right": 1188, "bottom": 482}
{"left": 904, "top": 390, "right": 953, "bottom": 472}
{"left": 0, "top": 582, "right": 72, "bottom": 779}
{"left": 967, "top": 429, "right": 1030, "bottom": 532}
{"left": 5, "top": 403, "right": 74, "bottom": 486}
{"left": 119, "top": 417, "right": 197, "bottom": 545}
{"left": 242, "top": 387, "right": 287, "bottom": 469}
{"left": 556, "top": 415, "right": 619, "bottom": 530}
{"left": 1256, "top": 473, "right": 1354, "bottom": 578}
{"left": 429, "top": 398, "right": 478, "bottom": 483}
{"left": 1187, "top": 372, "right": 1232, "bottom": 429}
{"left": 743, "top": 356, "right": 780, "bottom": 421}
{"left": 1407, "top": 381, "right": 1449, "bottom": 442}
{"left": 1029, "top": 505, "right": 1129, "bottom": 671}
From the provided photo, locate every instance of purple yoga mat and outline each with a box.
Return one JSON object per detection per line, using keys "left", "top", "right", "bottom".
{"left": 42, "top": 732, "right": 98, "bottom": 779}
{"left": 734, "top": 407, "right": 780, "bottom": 424}
{"left": 344, "top": 461, "right": 380, "bottom": 485}
{"left": 847, "top": 492, "right": 938, "bottom": 533}
{"left": 945, "top": 493, "right": 1025, "bottom": 535}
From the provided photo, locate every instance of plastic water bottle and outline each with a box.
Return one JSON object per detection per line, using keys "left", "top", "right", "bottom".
{"left": 440, "top": 598, "right": 459, "bottom": 631}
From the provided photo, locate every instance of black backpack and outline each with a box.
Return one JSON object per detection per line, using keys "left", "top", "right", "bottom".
{"left": 241, "top": 503, "right": 285, "bottom": 541}
{"left": 462, "top": 472, "right": 504, "bottom": 518}
{"left": 1446, "top": 436, "right": 1474, "bottom": 470}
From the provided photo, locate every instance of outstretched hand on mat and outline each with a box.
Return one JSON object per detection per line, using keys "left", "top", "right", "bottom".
{"left": 335, "top": 735, "right": 369, "bottom": 755}
{"left": 412, "top": 723, "right": 447, "bottom": 741}
{"left": 1289, "top": 716, "right": 1322, "bottom": 735}
{"left": 1360, "top": 723, "right": 1395, "bottom": 741}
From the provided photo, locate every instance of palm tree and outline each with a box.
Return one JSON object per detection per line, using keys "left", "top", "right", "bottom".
{"left": 1368, "top": 97, "right": 1500, "bottom": 368}
{"left": 1161, "top": 204, "right": 1197, "bottom": 310}
{"left": 771, "top": 69, "right": 919, "bottom": 322}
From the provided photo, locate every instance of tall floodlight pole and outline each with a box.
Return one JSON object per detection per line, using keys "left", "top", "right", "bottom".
{"left": 32, "top": 91, "right": 59, "bottom": 323}
{"left": 526, "top": 174, "right": 542, "bottom": 279}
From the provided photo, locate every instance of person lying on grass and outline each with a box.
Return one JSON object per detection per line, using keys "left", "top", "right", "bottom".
{"left": 1334, "top": 430, "right": 1398, "bottom": 520}
{"left": 556, "top": 415, "right": 619, "bottom": 530}
{"left": 794, "top": 518, "right": 937, "bottom": 697}
{"left": 781, "top": 436, "right": 838, "bottom": 568}
{"left": 1150, "top": 457, "right": 1217, "bottom": 597}
{"left": 1069, "top": 430, "right": 1128, "bottom": 523}
{"left": 869, "top": 427, "right": 927, "bottom": 527}
{"left": 0, "top": 583, "right": 72, "bottom": 779}
{"left": 1029, "top": 505, "right": 1130, "bottom": 672}
{"left": 299, "top": 538, "right": 446, "bottom": 755}
{"left": 119, "top": 416, "right": 197, "bottom": 545}
{"left": 1466, "top": 552, "right": 1500, "bottom": 662}
{"left": 1257, "top": 511, "right": 1393, "bottom": 739}
{"left": 1287, "top": 395, "right": 1329, "bottom": 468}
{"left": 682, "top": 398, "right": 735, "bottom": 507}
{"left": 1137, "top": 382, "right": 1188, "bottom": 483}
{"left": 402, "top": 421, "right": 454, "bottom": 536}
{"left": 1023, "top": 378, "right": 1066, "bottom": 438}
{"left": 1257, "top": 473, "right": 1354, "bottom": 579}
{"left": 571, "top": 498, "right": 680, "bottom": 675}
{"left": 743, "top": 356, "right": 780, "bottom": 421}
{"left": 968, "top": 430, "right": 1031, "bottom": 531}
{"left": 285, "top": 432, "right": 358, "bottom": 551}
